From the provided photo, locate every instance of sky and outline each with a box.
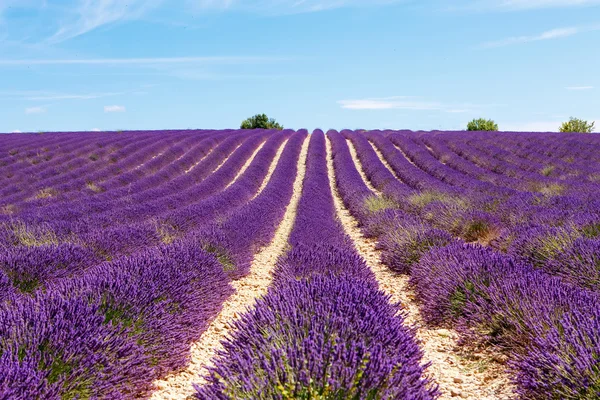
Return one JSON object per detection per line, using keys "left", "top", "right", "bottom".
{"left": 0, "top": 0, "right": 598, "bottom": 133}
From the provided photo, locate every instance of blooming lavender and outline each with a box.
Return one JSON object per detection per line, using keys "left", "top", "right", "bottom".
{"left": 196, "top": 275, "right": 436, "bottom": 400}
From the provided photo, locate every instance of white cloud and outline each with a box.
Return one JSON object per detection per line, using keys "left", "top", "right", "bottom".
{"left": 2, "top": 0, "right": 404, "bottom": 45}
{"left": 39, "top": 0, "right": 401, "bottom": 42}
{"left": 12, "top": 130, "right": 22, "bottom": 133}
{"left": 190, "top": 0, "right": 406, "bottom": 14}
{"left": 462, "top": 0, "right": 600, "bottom": 11}
{"left": 104, "top": 105, "right": 125, "bottom": 113}
{"left": 26, "top": 91, "right": 124, "bottom": 100}
{"left": 25, "top": 106, "right": 46, "bottom": 114}
{"left": 0, "top": 56, "right": 285, "bottom": 66}
{"left": 481, "top": 27, "right": 581, "bottom": 48}
{"left": 91, "top": 128, "right": 101, "bottom": 131}
{"left": 47, "top": 0, "right": 165, "bottom": 43}
{"left": 566, "top": 86, "right": 594, "bottom": 90}
{"left": 338, "top": 96, "right": 476, "bottom": 113}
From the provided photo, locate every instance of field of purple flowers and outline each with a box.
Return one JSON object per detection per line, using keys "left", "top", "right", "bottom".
{"left": 1, "top": 128, "right": 599, "bottom": 399}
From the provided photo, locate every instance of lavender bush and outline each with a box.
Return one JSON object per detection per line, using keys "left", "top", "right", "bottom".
{"left": 196, "top": 275, "right": 436, "bottom": 400}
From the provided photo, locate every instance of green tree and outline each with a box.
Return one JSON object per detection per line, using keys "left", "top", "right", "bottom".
{"left": 240, "top": 114, "right": 283, "bottom": 130}
{"left": 467, "top": 118, "right": 499, "bottom": 131}
{"left": 559, "top": 117, "right": 595, "bottom": 133}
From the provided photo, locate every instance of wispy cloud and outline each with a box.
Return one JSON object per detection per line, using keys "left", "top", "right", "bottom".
{"left": 37, "top": 0, "right": 404, "bottom": 43}
{"left": 28, "top": 91, "right": 124, "bottom": 100}
{"left": 0, "top": 90, "right": 139, "bottom": 103}
{"left": 25, "top": 106, "right": 46, "bottom": 114}
{"left": 104, "top": 105, "right": 125, "bottom": 113}
{"left": 338, "top": 96, "right": 474, "bottom": 113}
{"left": 566, "top": 85, "right": 594, "bottom": 90}
{"left": 47, "top": 0, "right": 165, "bottom": 43}
{"left": 190, "top": 0, "right": 406, "bottom": 15}
{"left": 1, "top": 0, "right": 405, "bottom": 45}
{"left": 461, "top": 0, "right": 600, "bottom": 11}
{"left": 0, "top": 56, "right": 285, "bottom": 66}
{"left": 481, "top": 26, "right": 583, "bottom": 48}
{"left": 91, "top": 128, "right": 101, "bottom": 131}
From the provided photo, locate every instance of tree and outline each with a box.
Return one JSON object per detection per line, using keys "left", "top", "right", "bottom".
{"left": 467, "top": 118, "right": 498, "bottom": 131}
{"left": 240, "top": 114, "right": 283, "bottom": 130}
{"left": 559, "top": 117, "right": 595, "bottom": 133}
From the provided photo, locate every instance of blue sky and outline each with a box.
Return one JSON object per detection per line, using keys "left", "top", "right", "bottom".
{"left": 0, "top": 0, "right": 598, "bottom": 133}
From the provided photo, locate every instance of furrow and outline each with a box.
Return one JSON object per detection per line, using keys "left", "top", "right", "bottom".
{"left": 346, "top": 139, "right": 383, "bottom": 196}
{"left": 326, "top": 137, "right": 515, "bottom": 400}
{"left": 149, "top": 136, "right": 309, "bottom": 400}
{"left": 368, "top": 139, "right": 406, "bottom": 183}
{"left": 225, "top": 141, "right": 266, "bottom": 189}
{"left": 250, "top": 138, "right": 289, "bottom": 200}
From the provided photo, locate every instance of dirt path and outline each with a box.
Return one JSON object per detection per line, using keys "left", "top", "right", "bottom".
{"left": 186, "top": 143, "right": 241, "bottom": 174}
{"left": 327, "top": 137, "right": 514, "bottom": 400}
{"left": 347, "top": 140, "right": 382, "bottom": 195}
{"left": 366, "top": 140, "right": 407, "bottom": 184}
{"left": 251, "top": 139, "right": 288, "bottom": 200}
{"left": 150, "top": 136, "right": 309, "bottom": 400}
{"left": 224, "top": 141, "right": 266, "bottom": 189}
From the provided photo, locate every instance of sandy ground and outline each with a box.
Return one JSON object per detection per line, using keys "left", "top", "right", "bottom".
{"left": 251, "top": 139, "right": 288, "bottom": 200}
{"left": 224, "top": 141, "right": 266, "bottom": 189}
{"left": 366, "top": 140, "right": 408, "bottom": 184}
{"left": 185, "top": 143, "right": 241, "bottom": 175}
{"left": 149, "top": 137, "right": 309, "bottom": 400}
{"left": 135, "top": 152, "right": 164, "bottom": 170}
{"left": 327, "top": 137, "right": 515, "bottom": 400}
{"left": 391, "top": 141, "right": 419, "bottom": 167}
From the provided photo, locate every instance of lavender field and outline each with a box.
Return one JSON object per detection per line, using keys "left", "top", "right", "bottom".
{"left": 1, "top": 128, "right": 599, "bottom": 399}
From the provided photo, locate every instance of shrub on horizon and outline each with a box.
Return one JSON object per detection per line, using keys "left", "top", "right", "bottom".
{"left": 559, "top": 117, "right": 595, "bottom": 133}
{"left": 467, "top": 118, "right": 499, "bottom": 132}
{"left": 240, "top": 113, "right": 283, "bottom": 130}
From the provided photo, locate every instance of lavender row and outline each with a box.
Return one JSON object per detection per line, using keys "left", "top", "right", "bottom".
{"left": 0, "top": 132, "right": 101, "bottom": 179}
{"left": 13, "top": 130, "right": 239, "bottom": 226}
{"left": 0, "top": 132, "right": 177, "bottom": 206}
{"left": 0, "top": 131, "right": 277, "bottom": 289}
{"left": 198, "top": 130, "right": 436, "bottom": 399}
{"left": 332, "top": 130, "right": 453, "bottom": 274}
{"left": 0, "top": 134, "right": 118, "bottom": 186}
{"left": 0, "top": 132, "right": 258, "bottom": 251}
{"left": 74, "top": 130, "right": 273, "bottom": 260}
{"left": 0, "top": 133, "right": 133, "bottom": 197}
{"left": 193, "top": 129, "right": 307, "bottom": 278}
{"left": 1, "top": 239, "right": 233, "bottom": 398}
{"left": 387, "top": 132, "right": 516, "bottom": 198}
{"left": 392, "top": 132, "right": 600, "bottom": 289}
{"left": 0, "top": 129, "right": 296, "bottom": 397}
{"left": 340, "top": 130, "right": 600, "bottom": 397}
{"left": 412, "top": 243, "right": 600, "bottom": 399}
{"left": 358, "top": 131, "right": 600, "bottom": 293}
{"left": 3, "top": 130, "right": 217, "bottom": 212}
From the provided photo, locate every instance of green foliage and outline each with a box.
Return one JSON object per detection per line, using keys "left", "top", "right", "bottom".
{"left": 364, "top": 195, "right": 398, "bottom": 213}
{"left": 559, "top": 117, "right": 595, "bottom": 133}
{"left": 240, "top": 113, "right": 283, "bottom": 130}
{"left": 540, "top": 165, "right": 555, "bottom": 176}
{"left": 202, "top": 244, "right": 236, "bottom": 272}
{"left": 450, "top": 281, "right": 475, "bottom": 317}
{"left": 467, "top": 118, "right": 499, "bottom": 132}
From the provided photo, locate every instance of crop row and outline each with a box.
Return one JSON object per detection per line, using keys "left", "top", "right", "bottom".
{"left": 0, "top": 129, "right": 307, "bottom": 398}
{"left": 334, "top": 129, "right": 600, "bottom": 398}
{"left": 197, "top": 130, "right": 435, "bottom": 399}
{"left": 1, "top": 128, "right": 599, "bottom": 399}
